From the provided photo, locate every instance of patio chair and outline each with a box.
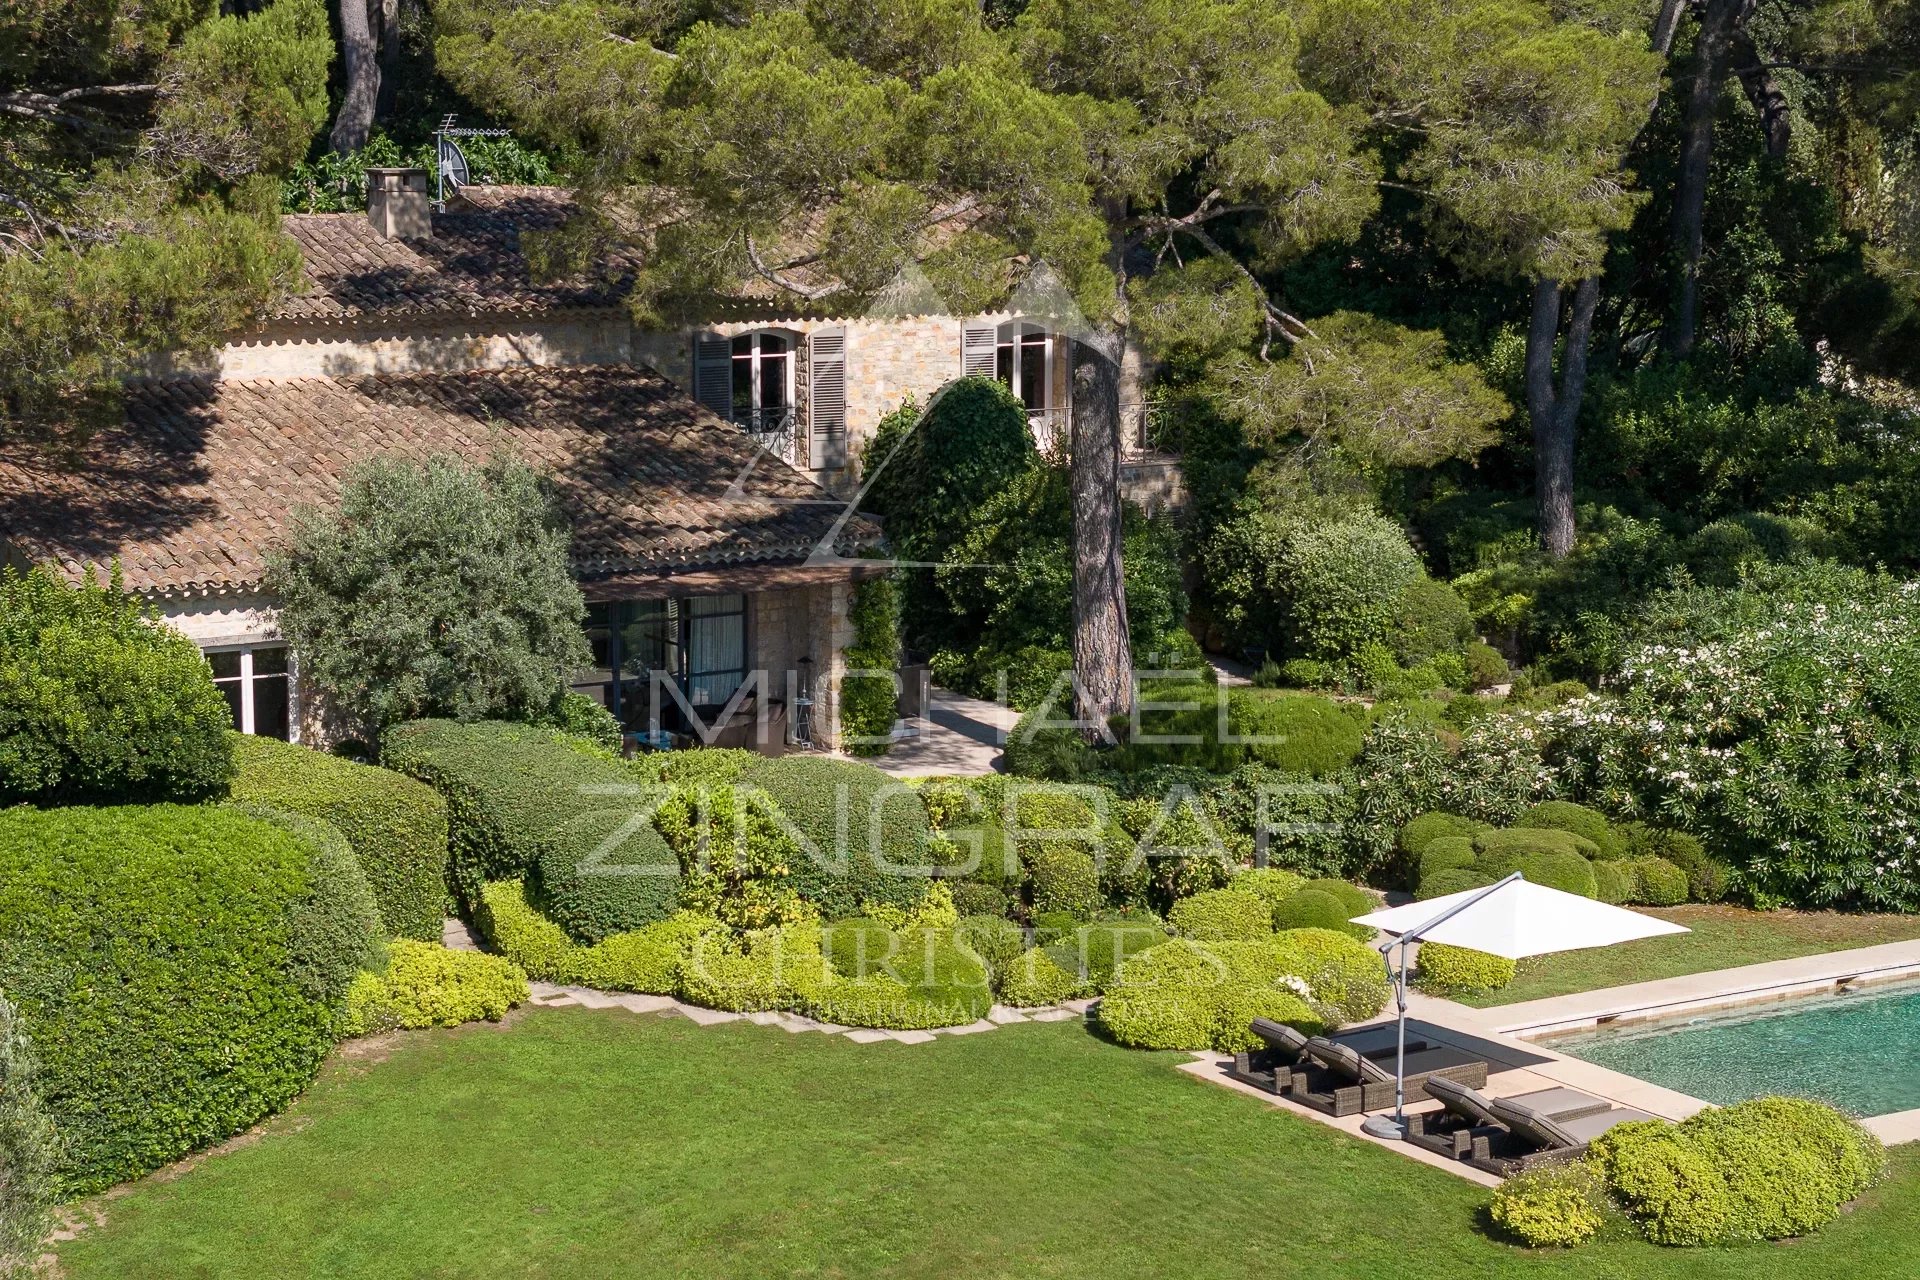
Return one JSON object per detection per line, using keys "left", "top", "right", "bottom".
{"left": 1282, "top": 1036, "right": 1489, "bottom": 1118}
{"left": 1462, "top": 1093, "right": 1659, "bottom": 1177}
{"left": 1406, "top": 1076, "right": 1613, "bottom": 1161}
{"left": 1226, "top": 1019, "right": 1428, "bottom": 1096}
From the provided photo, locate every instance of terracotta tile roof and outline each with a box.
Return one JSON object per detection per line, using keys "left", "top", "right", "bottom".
{"left": 276, "top": 187, "right": 638, "bottom": 320}
{"left": 0, "top": 367, "right": 881, "bottom": 597}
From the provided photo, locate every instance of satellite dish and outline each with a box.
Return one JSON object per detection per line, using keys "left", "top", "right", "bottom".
{"left": 437, "top": 135, "right": 471, "bottom": 193}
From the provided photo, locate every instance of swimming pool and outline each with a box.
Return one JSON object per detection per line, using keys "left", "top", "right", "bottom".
{"left": 1552, "top": 979, "right": 1920, "bottom": 1116}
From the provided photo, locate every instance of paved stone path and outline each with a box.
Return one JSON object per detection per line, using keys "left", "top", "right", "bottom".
{"left": 875, "top": 687, "right": 1022, "bottom": 778}
{"left": 447, "top": 917, "right": 1095, "bottom": 1044}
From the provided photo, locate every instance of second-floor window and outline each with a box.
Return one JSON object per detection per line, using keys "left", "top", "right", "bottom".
{"left": 731, "top": 331, "right": 791, "bottom": 426}
{"left": 996, "top": 320, "right": 1053, "bottom": 412}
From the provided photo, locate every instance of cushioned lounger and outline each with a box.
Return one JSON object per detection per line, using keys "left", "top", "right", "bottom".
{"left": 1455, "top": 1094, "right": 1659, "bottom": 1176}
{"left": 1282, "top": 1037, "right": 1490, "bottom": 1117}
{"left": 1225, "top": 1021, "right": 1428, "bottom": 1096}
{"left": 1408, "top": 1076, "right": 1614, "bottom": 1159}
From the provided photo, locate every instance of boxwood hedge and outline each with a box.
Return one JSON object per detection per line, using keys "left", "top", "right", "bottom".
{"left": 383, "top": 720, "right": 680, "bottom": 942}
{"left": 740, "top": 754, "right": 929, "bottom": 917}
{"left": 0, "top": 804, "right": 361, "bottom": 1193}
{"left": 231, "top": 734, "right": 450, "bottom": 940}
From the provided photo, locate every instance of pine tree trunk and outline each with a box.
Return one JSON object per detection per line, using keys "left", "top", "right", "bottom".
{"left": 329, "top": 0, "right": 381, "bottom": 155}
{"left": 1670, "top": 0, "right": 1745, "bottom": 357}
{"left": 1527, "top": 276, "right": 1599, "bottom": 560}
{"left": 1069, "top": 329, "right": 1134, "bottom": 732}
{"left": 1730, "top": 27, "right": 1791, "bottom": 159}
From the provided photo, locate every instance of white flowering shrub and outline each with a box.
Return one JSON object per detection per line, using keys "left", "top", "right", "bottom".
{"left": 1541, "top": 580, "right": 1920, "bottom": 909}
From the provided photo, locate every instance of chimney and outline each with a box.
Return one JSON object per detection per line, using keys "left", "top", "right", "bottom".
{"left": 365, "top": 167, "right": 432, "bottom": 240}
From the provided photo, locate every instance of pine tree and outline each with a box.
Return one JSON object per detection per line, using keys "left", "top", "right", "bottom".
{"left": 0, "top": 0, "right": 331, "bottom": 442}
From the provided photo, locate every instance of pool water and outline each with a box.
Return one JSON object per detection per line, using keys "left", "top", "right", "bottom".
{"left": 1553, "top": 979, "right": 1920, "bottom": 1116}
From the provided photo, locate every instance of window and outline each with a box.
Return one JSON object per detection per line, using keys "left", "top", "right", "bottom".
{"left": 995, "top": 320, "right": 1053, "bottom": 411}
{"left": 730, "top": 331, "right": 791, "bottom": 426}
{"left": 573, "top": 595, "right": 747, "bottom": 728}
{"left": 208, "top": 644, "right": 291, "bottom": 740}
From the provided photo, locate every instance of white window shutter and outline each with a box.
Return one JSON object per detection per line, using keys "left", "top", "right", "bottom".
{"left": 961, "top": 323, "right": 997, "bottom": 378}
{"left": 693, "top": 334, "right": 734, "bottom": 420}
{"left": 808, "top": 327, "right": 847, "bottom": 470}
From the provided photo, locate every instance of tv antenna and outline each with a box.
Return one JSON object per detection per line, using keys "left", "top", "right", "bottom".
{"left": 433, "top": 115, "right": 511, "bottom": 205}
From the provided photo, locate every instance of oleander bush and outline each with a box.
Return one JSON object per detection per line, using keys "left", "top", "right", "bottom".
{"left": 0, "top": 565, "right": 236, "bottom": 806}
{"left": 231, "top": 734, "right": 450, "bottom": 939}
{"left": 741, "top": 754, "right": 930, "bottom": 917}
{"left": 1168, "top": 888, "right": 1274, "bottom": 941}
{"left": 1538, "top": 568, "right": 1920, "bottom": 910}
{"left": 341, "top": 940, "right": 528, "bottom": 1034}
{"left": 1412, "top": 942, "right": 1515, "bottom": 995}
{"left": 1589, "top": 1097, "right": 1885, "bottom": 1246}
{"left": 0, "top": 804, "right": 358, "bottom": 1193}
{"left": 1489, "top": 1162, "right": 1614, "bottom": 1248}
{"left": 383, "top": 719, "right": 681, "bottom": 939}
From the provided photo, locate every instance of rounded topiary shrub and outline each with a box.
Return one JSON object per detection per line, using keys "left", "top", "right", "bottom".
{"left": 1229, "top": 867, "right": 1306, "bottom": 913}
{"left": 1272, "top": 888, "right": 1372, "bottom": 939}
{"left": 1519, "top": 801, "right": 1625, "bottom": 859}
{"left": 0, "top": 804, "right": 360, "bottom": 1193}
{"left": 1024, "top": 844, "right": 1103, "bottom": 920}
{"left": 1593, "top": 859, "right": 1633, "bottom": 905}
{"left": 1591, "top": 1098, "right": 1885, "bottom": 1246}
{"left": 1267, "top": 928, "right": 1389, "bottom": 1023}
{"left": 341, "top": 940, "right": 528, "bottom": 1034}
{"left": 1417, "top": 836, "right": 1480, "bottom": 885}
{"left": 999, "top": 946, "right": 1080, "bottom": 1007}
{"left": 950, "top": 878, "right": 1011, "bottom": 919}
{"left": 382, "top": 719, "right": 681, "bottom": 938}
{"left": 1625, "top": 856, "right": 1689, "bottom": 906}
{"left": 1624, "top": 824, "right": 1729, "bottom": 903}
{"left": 1387, "top": 577, "right": 1474, "bottom": 665}
{"left": 0, "top": 566, "right": 236, "bottom": 806}
{"left": 1412, "top": 941, "right": 1515, "bottom": 995}
{"left": 742, "top": 754, "right": 929, "bottom": 917}
{"left": 1472, "top": 829, "right": 1599, "bottom": 898}
{"left": 1490, "top": 1162, "right": 1613, "bottom": 1248}
{"left": 1168, "top": 888, "right": 1273, "bottom": 941}
{"left": 1227, "top": 692, "right": 1367, "bottom": 774}
{"left": 955, "top": 914, "right": 1026, "bottom": 985}
{"left": 1275, "top": 512, "right": 1423, "bottom": 662}
{"left": 230, "top": 734, "right": 450, "bottom": 940}
{"left": 823, "top": 918, "right": 901, "bottom": 978}
{"left": 1415, "top": 866, "right": 1498, "bottom": 900}
{"left": 1398, "top": 811, "right": 1492, "bottom": 858}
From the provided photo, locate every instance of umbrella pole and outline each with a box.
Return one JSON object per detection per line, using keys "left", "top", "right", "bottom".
{"left": 1360, "top": 939, "right": 1412, "bottom": 1140}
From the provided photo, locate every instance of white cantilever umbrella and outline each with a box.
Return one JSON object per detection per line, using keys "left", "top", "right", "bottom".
{"left": 1347, "top": 873, "right": 1690, "bottom": 1139}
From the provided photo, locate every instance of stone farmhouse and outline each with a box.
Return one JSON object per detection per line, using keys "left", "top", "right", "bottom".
{"left": 0, "top": 168, "right": 1174, "bottom": 751}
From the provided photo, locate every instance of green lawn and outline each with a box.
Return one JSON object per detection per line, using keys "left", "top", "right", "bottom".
{"left": 55, "top": 1009, "right": 1920, "bottom": 1279}
{"left": 1458, "top": 905, "right": 1920, "bottom": 1008}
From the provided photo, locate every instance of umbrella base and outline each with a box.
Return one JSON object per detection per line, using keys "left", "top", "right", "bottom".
{"left": 1360, "top": 1114, "right": 1409, "bottom": 1140}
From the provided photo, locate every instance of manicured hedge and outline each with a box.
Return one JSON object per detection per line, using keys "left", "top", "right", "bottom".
{"left": 383, "top": 720, "right": 680, "bottom": 941}
{"left": 1519, "top": 801, "right": 1625, "bottom": 859}
{"left": 0, "top": 805, "right": 363, "bottom": 1193}
{"left": 1169, "top": 888, "right": 1274, "bottom": 941}
{"left": 342, "top": 941, "right": 528, "bottom": 1035}
{"left": 740, "top": 754, "right": 929, "bottom": 917}
{"left": 1590, "top": 1097, "right": 1885, "bottom": 1246}
{"left": 231, "top": 802, "right": 385, "bottom": 1006}
{"left": 231, "top": 734, "right": 450, "bottom": 940}
{"left": 0, "top": 566, "right": 235, "bottom": 805}
{"left": 1412, "top": 941, "right": 1515, "bottom": 995}
{"left": 1116, "top": 688, "right": 1365, "bottom": 776}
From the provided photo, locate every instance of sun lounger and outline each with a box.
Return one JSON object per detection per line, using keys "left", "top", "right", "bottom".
{"left": 1408, "top": 1081, "right": 1657, "bottom": 1175}
{"left": 1407, "top": 1076, "right": 1614, "bottom": 1160}
{"left": 1224, "top": 1020, "right": 1428, "bottom": 1095}
{"left": 1282, "top": 1035, "right": 1489, "bottom": 1117}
